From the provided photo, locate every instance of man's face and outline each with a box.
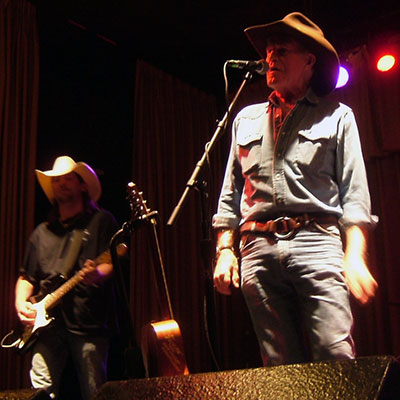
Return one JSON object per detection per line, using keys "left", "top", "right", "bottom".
{"left": 265, "top": 38, "right": 316, "bottom": 96}
{"left": 51, "top": 172, "right": 87, "bottom": 204}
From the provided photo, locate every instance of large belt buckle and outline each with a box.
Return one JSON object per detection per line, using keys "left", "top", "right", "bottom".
{"left": 273, "top": 216, "right": 296, "bottom": 240}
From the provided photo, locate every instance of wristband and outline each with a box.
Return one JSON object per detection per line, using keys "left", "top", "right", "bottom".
{"left": 216, "top": 245, "right": 236, "bottom": 258}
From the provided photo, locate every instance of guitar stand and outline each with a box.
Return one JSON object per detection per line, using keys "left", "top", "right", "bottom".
{"left": 109, "top": 226, "right": 146, "bottom": 378}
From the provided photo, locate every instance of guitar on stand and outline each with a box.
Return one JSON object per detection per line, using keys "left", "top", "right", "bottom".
{"left": 127, "top": 182, "right": 189, "bottom": 377}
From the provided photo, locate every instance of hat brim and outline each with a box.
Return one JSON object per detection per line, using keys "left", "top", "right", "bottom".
{"left": 244, "top": 18, "right": 339, "bottom": 95}
{"left": 36, "top": 162, "right": 101, "bottom": 204}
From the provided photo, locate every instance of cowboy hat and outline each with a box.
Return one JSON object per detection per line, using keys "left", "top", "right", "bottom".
{"left": 244, "top": 12, "right": 339, "bottom": 95}
{"left": 36, "top": 156, "right": 101, "bottom": 203}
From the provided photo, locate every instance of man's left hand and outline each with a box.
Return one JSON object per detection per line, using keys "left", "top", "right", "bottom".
{"left": 343, "top": 254, "right": 378, "bottom": 304}
{"left": 79, "top": 260, "right": 100, "bottom": 285}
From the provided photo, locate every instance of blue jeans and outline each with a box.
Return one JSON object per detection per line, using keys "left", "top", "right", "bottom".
{"left": 240, "top": 223, "right": 355, "bottom": 366}
{"left": 30, "top": 326, "right": 109, "bottom": 400}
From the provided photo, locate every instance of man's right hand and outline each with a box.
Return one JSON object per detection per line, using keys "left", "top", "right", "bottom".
{"left": 16, "top": 301, "right": 36, "bottom": 326}
{"left": 213, "top": 248, "right": 240, "bottom": 295}
{"left": 15, "top": 277, "right": 36, "bottom": 326}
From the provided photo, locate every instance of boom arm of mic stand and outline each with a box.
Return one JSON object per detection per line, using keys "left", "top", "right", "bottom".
{"left": 167, "top": 71, "right": 252, "bottom": 226}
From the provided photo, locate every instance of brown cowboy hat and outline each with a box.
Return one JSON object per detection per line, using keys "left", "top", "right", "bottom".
{"left": 244, "top": 12, "right": 339, "bottom": 95}
{"left": 36, "top": 156, "right": 102, "bottom": 203}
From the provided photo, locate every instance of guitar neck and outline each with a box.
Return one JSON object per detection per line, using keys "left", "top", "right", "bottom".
{"left": 44, "top": 272, "right": 83, "bottom": 311}
{"left": 126, "top": 182, "right": 174, "bottom": 321}
{"left": 43, "top": 244, "right": 127, "bottom": 312}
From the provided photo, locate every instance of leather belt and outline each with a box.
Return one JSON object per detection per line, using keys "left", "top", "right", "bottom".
{"left": 240, "top": 213, "right": 338, "bottom": 240}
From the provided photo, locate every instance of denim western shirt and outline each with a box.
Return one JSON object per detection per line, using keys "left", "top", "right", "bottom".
{"left": 212, "top": 89, "right": 375, "bottom": 230}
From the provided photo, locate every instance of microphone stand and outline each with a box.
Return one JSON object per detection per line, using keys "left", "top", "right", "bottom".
{"left": 167, "top": 71, "right": 252, "bottom": 226}
{"left": 166, "top": 71, "right": 253, "bottom": 370}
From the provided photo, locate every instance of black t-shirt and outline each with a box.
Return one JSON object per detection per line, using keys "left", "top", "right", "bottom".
{"left": 20, "top": 209, "right": 119, "bottom": 336}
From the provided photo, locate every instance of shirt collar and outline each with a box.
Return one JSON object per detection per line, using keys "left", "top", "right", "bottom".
{"left": 268, "top": 88, "right": 319, "bottom": 108}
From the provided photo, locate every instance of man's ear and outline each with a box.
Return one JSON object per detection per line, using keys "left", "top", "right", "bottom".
{"left": 307, "top": 53, "right": 317, "bottom": 67}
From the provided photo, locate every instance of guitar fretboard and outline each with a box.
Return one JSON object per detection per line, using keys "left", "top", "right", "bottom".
{"left": 44, "top": 272, "right": 83, "bottom": 311}
{"left": 43, "top": 244, "right": 127, "bottom": 312}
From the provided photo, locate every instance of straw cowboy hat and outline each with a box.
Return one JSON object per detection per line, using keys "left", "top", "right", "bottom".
{"left": 36, "top": 156, "right": 102, "bottom": 203}
{"left": 244, "top": 12, "right": 339, "bottom": 95}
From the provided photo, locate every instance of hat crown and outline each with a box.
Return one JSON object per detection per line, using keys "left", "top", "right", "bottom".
{"left": 284, "top": 12, "right": 324, "bottom": 39}
{"left": 51, "top": 156, "right": 77, "bottom": 175}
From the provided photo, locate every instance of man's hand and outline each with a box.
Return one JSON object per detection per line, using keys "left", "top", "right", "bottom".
{"left": 343, "top": 225, "right": 378, "bottom": 304}
{"left": 213, "top": 248, "right": 240, "bottom": 295}
{"left": 79, "top": 259, "right": 113, "bottom": 285}
{"left": 343, "top": 253, "right": 377, "bottom": 304}
{"left": 15, "top": 277, "right": 36, "bottom": 326}
{"left": 16, "top": 300, "right": 36, "bottom": 326}
{"left": 79, "top": 260, "right": 100, "bottom": 285}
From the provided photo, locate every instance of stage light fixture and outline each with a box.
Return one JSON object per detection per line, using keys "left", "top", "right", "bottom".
{"left": 336, "top": 66, "right": 350, "bottom": 88}
{"left": 376, "top": 54, "right": 396, "bottom": 72}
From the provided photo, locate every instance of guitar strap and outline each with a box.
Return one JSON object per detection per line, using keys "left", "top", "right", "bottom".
{"left": 59, "top": 228, "right": 88, "bottom": 277}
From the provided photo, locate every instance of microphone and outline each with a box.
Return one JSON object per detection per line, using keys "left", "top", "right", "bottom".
{"left": 226, "top": 59, "right": 269, "bottom": 75}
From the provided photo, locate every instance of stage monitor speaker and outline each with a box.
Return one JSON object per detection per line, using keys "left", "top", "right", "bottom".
{"left": 92, "top": 355, "right": 400, "bottom": 399}
{"left": 0, "top": 389, "right": 50, "bottom": 400}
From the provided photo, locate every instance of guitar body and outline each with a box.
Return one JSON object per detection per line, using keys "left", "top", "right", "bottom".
{"left": 1, "top": 281, "right": 62, "bottom": 354}
{"left": 1, "top": 324, "right": 38, "bottom": 355}
{"left": 13, "top": 297, "right": 55, "bottom": 354}
{"left": 141, "top": 319, "right": 189, "bottom": 377}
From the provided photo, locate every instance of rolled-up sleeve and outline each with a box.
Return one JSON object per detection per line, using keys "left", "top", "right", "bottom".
{"left": 336, "top": 109, "right": 377, "bottom": 229}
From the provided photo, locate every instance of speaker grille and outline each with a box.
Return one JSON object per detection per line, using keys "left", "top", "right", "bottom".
{"left": 92, "top": 355, "right": 400, "bottom": 399}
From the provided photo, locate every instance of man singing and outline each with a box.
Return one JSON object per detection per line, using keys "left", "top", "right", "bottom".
{"left": 213, "top": 12, "right": 377, "bottom": 366}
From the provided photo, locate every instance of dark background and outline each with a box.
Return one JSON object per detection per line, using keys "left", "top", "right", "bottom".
{"left": 18, "top": 0, "right": 400, "bottom": 388}
{"left": 31, "top": 0, "right": 400, "bottom": 225}
{"left": 1, "top": 1, "right": 400, "bottom": 395}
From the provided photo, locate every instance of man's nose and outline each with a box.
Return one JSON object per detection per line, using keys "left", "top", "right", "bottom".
{"left": 266, "top": 50, "right": 278, "bottom": 63}
{"left": 57, "top": 177, "right": 68, "bottom": 186}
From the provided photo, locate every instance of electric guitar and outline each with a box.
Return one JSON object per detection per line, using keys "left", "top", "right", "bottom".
{"left": 127, "top": 182, "right": 189, "bottom": 377}
{"left": 1, "top": 243, "right": 127, "bottom": 354}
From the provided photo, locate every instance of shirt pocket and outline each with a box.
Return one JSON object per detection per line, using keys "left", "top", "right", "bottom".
{"left": 236, "top": 128, "right": 263, "bottom": 175}
{"left": 295, "top": 128, "right": 331, "bottom": 171}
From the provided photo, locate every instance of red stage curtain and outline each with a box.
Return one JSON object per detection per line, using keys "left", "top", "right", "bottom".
{"left": 0, "top": 0, "right": 39, "bottom": 391}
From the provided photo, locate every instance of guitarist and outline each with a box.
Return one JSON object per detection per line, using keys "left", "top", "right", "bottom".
{"left": 14, "top": 156, "right": 119, "bottom": 400}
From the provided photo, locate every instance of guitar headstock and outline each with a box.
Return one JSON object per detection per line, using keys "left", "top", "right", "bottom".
{"left": 127, "top": 182, "right": 150, "bottom": 222}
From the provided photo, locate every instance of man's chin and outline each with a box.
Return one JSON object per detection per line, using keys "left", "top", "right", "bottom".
{"left": 54, "top": 195, "right": 73, "bottom": 204}
{"left": 267, "top": 77, "right": 279, "bottom": 89}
